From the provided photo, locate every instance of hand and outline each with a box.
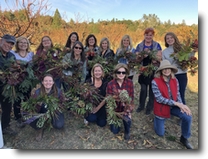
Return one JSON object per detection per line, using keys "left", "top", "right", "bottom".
{"left": 180, "top": 105, "right": 192, "bottom": 116}
{"left": 175, "top": 102, "right": 192, "bottom": 116}
{"left": 92, "top": 107, "right": 99, "bottom": 114}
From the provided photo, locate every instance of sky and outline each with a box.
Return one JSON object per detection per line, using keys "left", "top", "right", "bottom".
{"left": 0, "top": 0, "right": 198, "bottom": 25}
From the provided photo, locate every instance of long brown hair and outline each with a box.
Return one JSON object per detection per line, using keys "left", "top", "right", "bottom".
{"left": 36, "top": 36, "right": 54, "bottom": 52}
{"left": 164, "top": 32, "right": 182, "bottom": 53}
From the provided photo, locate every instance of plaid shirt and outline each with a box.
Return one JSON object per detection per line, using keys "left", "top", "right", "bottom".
{"left": 106, "top": 78, "right": 134, "bottom": 112}
{"left": 151, "top": 78, "right": 182, "bottom": 106}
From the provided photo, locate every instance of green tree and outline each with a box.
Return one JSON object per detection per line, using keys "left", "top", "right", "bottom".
{"left": 52, "top": 9, "right": 62, "bottom": 29}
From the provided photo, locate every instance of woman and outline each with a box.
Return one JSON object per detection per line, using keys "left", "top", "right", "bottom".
{"left": 135, "top": 27, "right": 162, "bottom": 115}
{"left": 34, "top": 36, "right": 62, "bottom": 89}
{"left": 29, "top": 74, "right": 65, "bottom": 141}
{"left": 84, "top": 63, "right": 108, "bottom": 127}
{"left": 62, "top": 41, "right": 87, "bottom": 86}
{"left": 162, "top": 32, "right": 198, "bottom": 105}
{"left": 11, "top": 36, "right": 34, "bottom": 128}
{"left": 84, "top": 34, "right": 100, "bottom": 81}
{"left": 64, "top": 32, "right": 79, "bottom": 53}
{"left": 99, "top": 37, "right": 114, "bottom": 60}
{"left": 151, "top": 60, "right": 193, "bottom": 149}
{"left": 106, "top": 63, "right": 134, "bottom": 140}
{"left": 115, "top": 35, "right": 136, "bottom": 80}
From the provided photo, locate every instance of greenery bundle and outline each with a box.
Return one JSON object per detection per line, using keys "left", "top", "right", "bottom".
{"left": 170, "top": 39, "right": 198, "bottom": 76}
{"left": 21, "top": 94, "right": 65, "bottom": 129}
{"left": 0, "top": 61, "right": 36, "bottom": 104}
{"left": 105, "top": 90, "right": 134, "bottom": 128}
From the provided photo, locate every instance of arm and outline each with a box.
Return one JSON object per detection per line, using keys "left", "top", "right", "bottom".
{"left": 152, "top": 80, "right": 192, "bottom": 115}
{"left": 151, "top": 80, "right": 175, "bottom": 106}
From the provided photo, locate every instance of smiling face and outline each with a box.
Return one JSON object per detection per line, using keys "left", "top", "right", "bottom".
{"left": 70, "top": 34, "right": 78, "bottom": 43}
{"left": 116, "top": 67, "right": 126, "bottom": 80}
{"left": 17, "top": 38, "right": 28, "bottom": 51}
{"left": 144, "top": 32, "right": 154, "bottom": 43}
{"left": 93, "top": 66, "right": 103, "bottom": 79}
{"left": 122, "top": 38, "right": 130, "bottom": 48}
{"left": 42, "top": 76, "right": 54, "bottom": 90}
{"left": 42, "top": 37, "right": 52, "bottom": 48}
{"left": 101, "top": 40, "right": 108, "bottom": 50}
{"left": 88, "top": 37, "right": 95, "bottom": 47}
{"left": 165, "top": 34, "right": 175, "bottom": 46}
{"left": 73, "top": 44, "right": 83, "bottom": 57}
{"left": 161, "top": 68, "right": 172, "bottom": 77}
{"left": 0, "top": 39, "right": 14, "bottom": 54}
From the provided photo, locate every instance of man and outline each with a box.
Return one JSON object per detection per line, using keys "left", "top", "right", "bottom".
{"left": 0, "top": 34, "right": 17, "bottom": 135}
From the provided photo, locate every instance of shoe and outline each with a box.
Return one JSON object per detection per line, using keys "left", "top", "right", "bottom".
{"left": 145, "top": 110, "right": 151, "bottom": 115}
{"left": 16, "top": 118, "right": 26, "bottom": 128}
{"left": 180, "top": 136, "right": 193, "bottom": 149}
{"left": 3, "top": 127, "right": 17, "bottom": 136}
{"left": 84, "top": 119, "right": 89, "bottom": 125}
{"left": 124, "top": 133, "right": 130, "bottom": 140}
{"left": 136, "top": 107, "right": 144, "bottom": 113}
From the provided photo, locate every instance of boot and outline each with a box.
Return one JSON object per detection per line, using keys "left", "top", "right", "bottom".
{"left": 180, "top": 136, "right": 193, "bottom": 149}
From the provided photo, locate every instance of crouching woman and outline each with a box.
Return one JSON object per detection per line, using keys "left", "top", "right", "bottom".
{"left": 27, "top": 74, "right": 65, "bottom": 141}
{"left": 151, "top": 60, "right": 193, "bottom": 149}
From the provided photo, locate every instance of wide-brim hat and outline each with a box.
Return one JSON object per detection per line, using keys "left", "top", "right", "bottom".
{"left": 155, "top": 60, "right": 178, "bottom": 74}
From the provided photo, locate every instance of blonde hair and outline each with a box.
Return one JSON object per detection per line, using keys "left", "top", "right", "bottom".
{"left": 15, "top": 36, "right": 31, "bottom": 52}
{"left": 91, "top": 63, "right": 105, "bottom": 78}
{"left": 118, "top": 35, "right": 133, "bottom": 50}
{"left": 113, "top": 63, "right": 129, "bottom": 79}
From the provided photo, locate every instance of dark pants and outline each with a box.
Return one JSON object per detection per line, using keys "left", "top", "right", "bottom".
{"left": 138, "top": 83, "right": 154, "bottom": 112}
{"left": 85, "top": 113, "right": 106, "bottom": 127}
{"left": 30, "top": 112, "right": 64, "bottom": 130}
{"left": 0, "top": 93, "right": 12, "bottom": 130}
{"left": 13, "top": 90, "right": 31, "bottom": 120}
{"left": 110, "top": 115, "right": 131, "bottom": 134}
{"left": 175, "top": 73, "right": 187, "bottom": 104}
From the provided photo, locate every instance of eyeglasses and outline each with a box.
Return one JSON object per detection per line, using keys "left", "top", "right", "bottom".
{"left": 18, "top": 42, "right": 28, "bottom": 45}
{"left": 116, "top": 71, "right": 126, "bottom": 75}
{"left": 42, "top": 39, "right": 50, "bottom": 42}
{"left": 74, "top": 46, "right": 82, "bottom": 50}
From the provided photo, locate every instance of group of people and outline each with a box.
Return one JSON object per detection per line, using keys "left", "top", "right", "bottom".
{"left": 0, "top": 27, "right": 198, "bottom": 149}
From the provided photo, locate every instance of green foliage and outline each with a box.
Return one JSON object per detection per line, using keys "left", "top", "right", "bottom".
{"left": 65, "top": 82, "right": 102, "bottom": 116}
{"left": 0, "top": 59, "right": 37, "bottom": 104}
{"left": 52, "top": 9, "right": 62, "bottom": 29}
{"left": 21, "top": 94, "right": 65, "bottom": 129}
{"left": 105, "top": 95, "right": 122, "bottom": 128}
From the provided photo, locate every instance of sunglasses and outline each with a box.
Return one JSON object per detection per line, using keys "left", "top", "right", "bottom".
{"left": 116, "top": 71, "right": 126, "bottom": 75}
{"left": 74, "top": 46, "right": 82, "bottom": 50}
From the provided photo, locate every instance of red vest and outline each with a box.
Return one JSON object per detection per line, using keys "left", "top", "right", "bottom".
{"left": 153, "top": 76, "right": 178, "bottom": 118}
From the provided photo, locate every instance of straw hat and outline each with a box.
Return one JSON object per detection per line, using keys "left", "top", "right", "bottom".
{"left": 155, "top": 60, "right": 178, "bottom": 74}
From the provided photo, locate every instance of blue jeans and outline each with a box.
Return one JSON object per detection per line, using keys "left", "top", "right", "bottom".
{"left": 85, "top": 113, "right": 106, "bottom": 127}
{"left": 110, "top": 115, "right": 131, "bottom": 134}
{"left": 154, "top": 106, "right": 192, "bottom": 139}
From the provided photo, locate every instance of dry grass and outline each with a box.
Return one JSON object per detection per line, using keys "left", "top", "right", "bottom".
{"left": 2, "top": 74, "right": 198, "bottom": 149}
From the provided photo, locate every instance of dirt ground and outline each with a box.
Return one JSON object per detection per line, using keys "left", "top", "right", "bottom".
{"left": 1, "top": 76, "right": 198, "bottom": 149}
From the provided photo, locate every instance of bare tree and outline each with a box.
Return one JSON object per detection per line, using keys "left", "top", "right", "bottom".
{"left": 0, "top": 0, "right": 51, "bottom": 39}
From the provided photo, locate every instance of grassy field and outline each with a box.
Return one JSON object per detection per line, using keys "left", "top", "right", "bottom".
{"left": 2, "top": 72, "right": 198, "bottom": 149}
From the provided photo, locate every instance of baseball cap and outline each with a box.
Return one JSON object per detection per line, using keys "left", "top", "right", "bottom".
{"left": 1, "top": 34, "right": 16, "bottom": 44}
